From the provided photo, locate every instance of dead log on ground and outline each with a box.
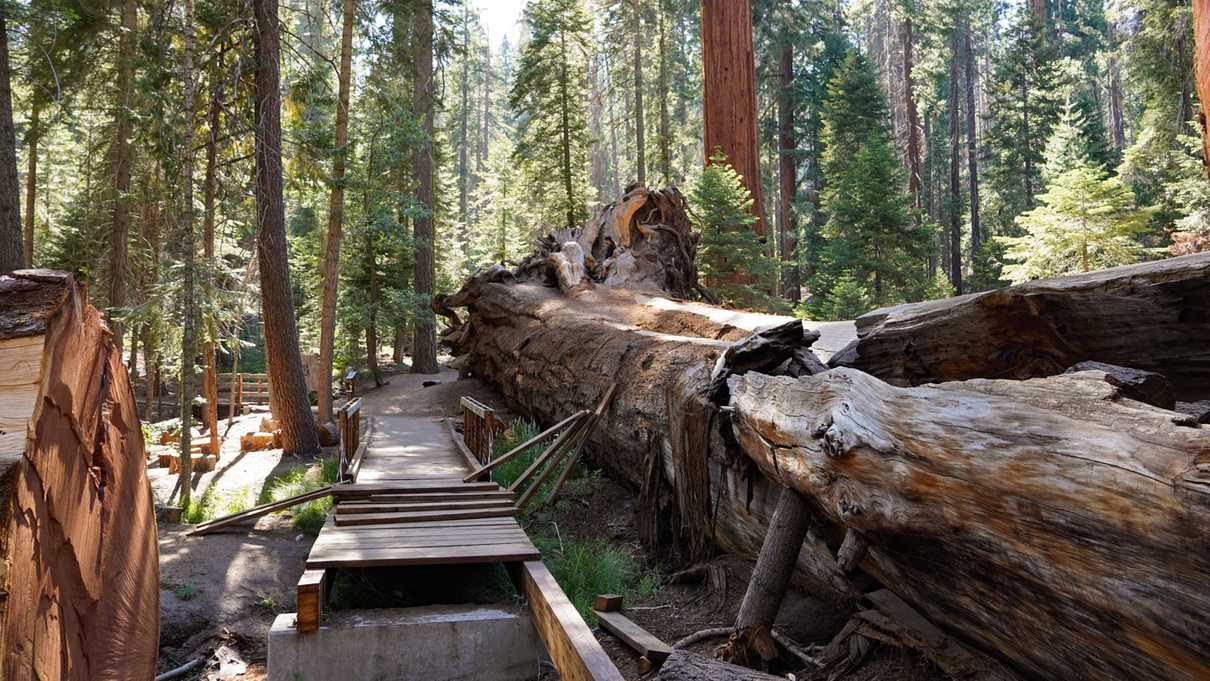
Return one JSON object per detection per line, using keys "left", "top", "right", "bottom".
{"left": 832, "top": 253, "right": 1210, "bottom": 399}
{"left": 729, "top": 368, "right": 1210, "bottom": 681}
{"left": 0, "top": 269, "right": 159, "bottom": 680}
{"left": 446, "top": 187, "right": 1210, "bottom": 681}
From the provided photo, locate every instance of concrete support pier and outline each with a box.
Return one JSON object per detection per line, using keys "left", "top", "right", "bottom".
{"left": 268, "top": 603, "right": 546, "bottom": 681}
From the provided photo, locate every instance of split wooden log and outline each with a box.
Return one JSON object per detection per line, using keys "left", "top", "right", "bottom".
{"left": 729, "top": 368, "right": 1210, "bottom": 681}
{"left": 833, "top": 252, "right": 1210, "bottom": 399}
{"left": 0, "top": 270, "right": 159, "bottom": 680}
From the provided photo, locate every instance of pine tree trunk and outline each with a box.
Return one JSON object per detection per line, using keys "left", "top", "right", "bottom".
{"left": 22, "top": 104, "right": 37, "bottom": 268}
{"left": 776, "top": 39, "right": 799, "bottom": 302}
{"left": 202, "top": 47, "right": 225, "bottom": 455}
{"left": 179, "top": 0, "right": 197, "bottom": 505}
{"left": 701, "top": 0, "right": 766, "bottom": 237}
{"left": 458, "top": 2, "right": 471, "bottom": 231}
{"left": 1107, "top": 21, "right": 1125, "bottom": 151}
{"left": 107, "top": 0, "right": 136, "bottom": 347}
{"left": 633, "top": 0, "right": 646, "bottom": 186}
{"left": 903, "top": 13, "right": 921, "bottom": 210}
{"left": 254, "top": 0, "right": 320, "bottom": 453}
{"left": 729, "top": 488, "right": 812, "bottom": 664}
{"left": 947, "top": 37, "right": 963, "bottom": 295}
{"left": 964, "top": 23, "right": 980, "bottom": 258}
{"left": 318, "top": 0, "right": 355, "bottom": 423}
{"left": 411, "top": 0, "right": 439, "bottom": 375}
{"left": 657, "top": 7, "right": 671, "bottom": 182}
{"left": 0, "top": 15, "right": 20, "bottom": 274}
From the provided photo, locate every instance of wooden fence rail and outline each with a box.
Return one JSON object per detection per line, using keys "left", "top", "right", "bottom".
{"left": 460, "top": 396, "right": 500, "bottom": 466}
{"left": 338, "top": 398, "right": 363, "bottom": 481}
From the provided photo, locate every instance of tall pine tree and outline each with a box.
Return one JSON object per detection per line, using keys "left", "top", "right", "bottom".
{"left": 510, "top": 0, "right": 594, "bottom": 229}
{"left": 808, "top": 52, "right": 929, "bottom": 320}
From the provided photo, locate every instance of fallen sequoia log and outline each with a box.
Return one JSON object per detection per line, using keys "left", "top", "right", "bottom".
{"left": 730, "top": 368, "right": 1209, "bottom": 680}
{"left": 0, "top": 270, "right": 159, "bottom": 680}
{"left": 832, "top": 252, "right": 1210, "bottom": 399}
{"left": 444, "top": 187, "right": 1210, "bottom": 681}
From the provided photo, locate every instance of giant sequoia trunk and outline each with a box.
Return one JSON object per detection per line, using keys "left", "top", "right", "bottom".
{"left": 445, "top": 190, "right": 1210, "bottom": 681}
{"left": 0, "top": 270, "right": 159, "bottom": 680}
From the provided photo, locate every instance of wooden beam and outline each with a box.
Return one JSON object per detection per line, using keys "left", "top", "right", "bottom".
{"left": 188, "top": 486, "right": 333, "bottom": 535}
{"left": 593, "top": 609, "right": 672, "bottom": 664}
{"left": 331, "top": 481, "right": 501, "bottom": 498}
{"left": 520, "top": 561, "right": 625, "bottom": 681}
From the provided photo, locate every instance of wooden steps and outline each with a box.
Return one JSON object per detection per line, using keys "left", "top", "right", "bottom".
{"left": 333, "top": 506, "right": 519, "bottom": 527}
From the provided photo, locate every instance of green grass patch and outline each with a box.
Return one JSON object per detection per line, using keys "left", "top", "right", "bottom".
{"left": 531, "top": 532, "right": 661, "bottom": 624}
{"left": 173, "top": 583, "right": 199, "bottom": 601}
{"left": 258, "top": 457, "right": 341, "bottom": 535}
{"left": 181, "top": 485, "right": 255, "bottom": 524}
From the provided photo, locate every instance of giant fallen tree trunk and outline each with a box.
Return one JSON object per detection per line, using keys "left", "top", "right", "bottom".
{"left": 730, "top": 368, "right": 1209, "bottom": 681}
{"left": 831, "top": 253, "right": 1210, "bottom": 398}
{"left": 0, "top": 270, "right": 160, "bottom": 680}
{"left": 445, "top": 187, "right": 1210, "bottom": 681}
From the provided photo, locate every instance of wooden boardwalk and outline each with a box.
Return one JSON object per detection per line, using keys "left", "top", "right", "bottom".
{"left": 307, "top": 415, "right": 540, "bottom": 568}
{"left": 298, "top": 411, "right": 623, "bottom": 681}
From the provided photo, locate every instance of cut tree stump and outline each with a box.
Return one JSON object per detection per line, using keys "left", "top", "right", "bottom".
{"left": 0, "top": 269, "right": 159, "bottom": 680}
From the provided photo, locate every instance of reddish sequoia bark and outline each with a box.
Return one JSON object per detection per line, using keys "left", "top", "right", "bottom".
{"left": 0, "top": 270, "right": 159, "bottom": 681}
{"left": 701, "top": 0, "right": 766, "bottom": 237}
{"left": 1194, "top": 0, "right": 1210, "bottom": 176}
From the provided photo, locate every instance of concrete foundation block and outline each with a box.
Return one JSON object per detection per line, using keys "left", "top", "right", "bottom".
{"left": 268, "top": 603, "right": 546, "bottom": 681}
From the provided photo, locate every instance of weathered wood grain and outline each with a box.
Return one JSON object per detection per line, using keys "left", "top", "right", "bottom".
{"left": 834, "top": 253, "right": 1210, "bottom": 399}
{"left": 729, "top": 368, "right": 1210, "bottom": 681}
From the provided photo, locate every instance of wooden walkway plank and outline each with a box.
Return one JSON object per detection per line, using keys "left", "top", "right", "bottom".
{"left": 306, "top": 543, "right": 540, "bottom": 569}
{"left": 336, "top": 499, "right": 517, "bottom": 514}
{"left": 365, "top": 490, "right": 515, "bottom": 503}
{"left": 333, "top": 507, "right": 518, "bottom": 527}
{"left": 331, "top": 481, "right": 501, "bottom": 498}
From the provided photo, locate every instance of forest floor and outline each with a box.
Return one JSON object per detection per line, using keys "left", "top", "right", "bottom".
{"left": 151, "top": 363, "right": 946, "bottom": 681}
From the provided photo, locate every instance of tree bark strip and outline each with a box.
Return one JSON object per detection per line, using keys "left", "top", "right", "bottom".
{"left": 253, "top": 0, "right": 320, "bottom": 453}
{"left": 411, "top": 0, "right": 439, "bottom": 374}
{"left": 318, "top": 0, "right": 355, "bottom": 423}
{"left": 179, "top": 0, "right": 197, "bottom": 502}
{"left": 106, "top": 0, "right": 137, "bottom": 346}
{"left": 22, "top": 105, "right": 37, "bottom": 268}
{"left": 776, "top": 36, "right": 798, "bottom": 301}
{"left": 701, "top": 0, "right": 766, "bottom": 236}
{"left": 0, "top": 15, "right": 21, "bottom": 273}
